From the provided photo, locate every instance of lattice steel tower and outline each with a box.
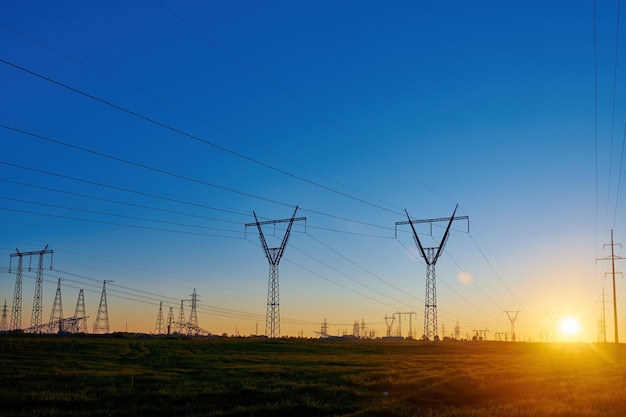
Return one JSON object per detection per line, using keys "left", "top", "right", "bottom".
{"left": 9, "top": 246, "right": 53, "bottom": 332}
{"left": 0, "top": 299, "right": 7, "bottom": 331}
{"left": 177, "top": 299, "right": 187, "bottom": 334}
{"left": 188, "top": 289, "right": 198, "bottom": 328}
{"left": 94, "top": 280, "right": 113, "bottom": 334}
{"left": 154, "top": 301, "right": 164, "bottom": 334}
{"left": 167, "top": 306, "right": 174, "bottom": 335}
{"left": 74, "top": 289, "right": 88, "bottom": 333}
{"left": 246, "top": 206, "right": 305, "bottom": 338}
{"left": 396, "top": 205, "right": 468, "bottom": 341}
{"left": 30, "top": 245, "right": 54, "bottom": 331}
{"left": 9, "top": 251, "right": 24, "bottom": 330}
{"left": 49, "top": 278, "right": 63, "bottom": 333}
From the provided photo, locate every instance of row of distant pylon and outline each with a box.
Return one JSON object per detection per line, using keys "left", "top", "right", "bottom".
{"left": 152, "top": 289, "right": 210, "bottom": 336}
{"left": 2, "top": 246, "right": 112, "bottom": 334}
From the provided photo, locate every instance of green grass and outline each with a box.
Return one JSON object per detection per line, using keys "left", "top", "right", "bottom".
{"left": 1, "top": 335, "right": 625, "bottom": 416}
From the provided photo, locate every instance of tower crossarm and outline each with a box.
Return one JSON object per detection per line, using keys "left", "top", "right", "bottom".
{"left": 246, "top": 206, "right": 305, "bottom": 265}
{"left": 398, "top": 205, "right": 468, "bottom": 266}
{"left": 404, "top": 209, "right": 429, "bottom": 264}
{"left": 252, "top": 211, "right": 274, "bottom": 264}
{"left": 433, "top": 204, "right": 459, "bottom": 264}
{"left": 275, "top": 206, "right": 301, "bottom": 263}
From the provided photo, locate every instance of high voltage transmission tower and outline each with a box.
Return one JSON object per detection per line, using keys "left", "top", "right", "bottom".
{"left": 8, "top": 246, "right": 53, "bottom": 331}
{"left": 188, "top": 289, "right": 198, "bottom": 329}
{"left": 94, "top": 280, "right": 113, "bottom": 334}
{"left": 48, "top": 279, "right": 63, "bottom": 333}
{"left": 396, "top": 205, "right": 468, "bottom": 341}
{"left": 0, "top": 300, "right": 7, "bottom": 331}
{"left": 167, "top": 306, "right": 174, "bottom": 335}
{"left": 597, "top": 229, "right": 623, "bottom": 343}
{"left": 74, "top": 289, "right": 88, "bottom": 333}
{"left": 504, "top": 310, "right": 520, "bottom": 342}
{"left": 246, "top": 206, "right": 305, "bottom": 338}
{"left": 154, "top": 301, "right": 164, "bottom": 335}
{"left": 396, "top": 311, "right": 417, "bottom": 339}
{"left": 177, "top": 299, "right": 187, "bottom": 334}
{"left": 384, "top": 314, "right": 396, "bottom": 337}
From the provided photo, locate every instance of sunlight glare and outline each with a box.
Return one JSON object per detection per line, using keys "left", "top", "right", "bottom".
{"left": 560, "top": 318, "right": 580, "bottom": 336}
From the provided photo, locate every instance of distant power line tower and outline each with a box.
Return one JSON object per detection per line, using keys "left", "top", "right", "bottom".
{"left": 74, "top": 289, "right": 88, "bottom": 333}
{"left": 177, "top": 299, "right": 187, "bottom": 334}
{"left": 9, "top": 251, "right": 24, "bottom": 330}
{"left": 9, "top": 246, "right": 53, "bottom": 331}
{"left": 167, "top": 306, "right": 174, "bottom": 335}
{"left": 29, "top": 245, "right": 54, "bottom": 331}
{"left": 93, "top": 280, "right": 113, "bottom": 334}
{"left": 48, "top": 279, "right": 63, "bottom": 333}
{"left": 504, "top": 310, "right": 520, "bottom": 342}
{"left": 246, "top": 206, "right": 306, "bottom": 338}
{"left": 320, "top": 318, "right": 329, "bottom": 338}
{"left": 396, "top": 205, "right": 468, "bottom": 341}
{"left": 454, "top": 321, "right": 461, "bottom": 340}
{"left": 384, "top": 314, "right": 395, "bottom": 337}
{"left": 396, "top": 311, "right": 416, "bottom": 339}
{"left": 188, "top": 289, "right": 198, "bottom": 329}
{"left": 0, "top": 299, "right": 7, "bottom": 331}
{"left": 154, "top": 302, "right": 164, "bottom": 334}
{"left": 597, "top": 229, "right": 623, "bottom": 343}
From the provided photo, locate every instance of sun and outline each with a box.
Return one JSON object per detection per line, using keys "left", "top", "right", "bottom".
{"left": 560, "top": 318, "right": 580, "bottom": 336}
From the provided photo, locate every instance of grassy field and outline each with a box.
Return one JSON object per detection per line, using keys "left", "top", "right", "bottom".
{"left": 1, "top": 335, "right": 626, "bottom": 416}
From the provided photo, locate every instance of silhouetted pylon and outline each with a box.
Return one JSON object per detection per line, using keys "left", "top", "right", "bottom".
{"left": 93, "top": 280, "right": 112, "bottom": 334}
{"left": 177, "top": 299, "right": 186, "bottom": 334}
{"left": 30, "top": 246, "right": 54, "bottom": 332}
{"left": 167, "top": 306, "right": 174, "bottom": 335}
{"left": 0, "top": 299, "right": 7, "bottom": 331}
{"left": 9, "top": 251, "right": 24, "bottom": 330}
{"left": 49, "top": 278, "right": 63, "bottom": 331}
{"left": 74, "top": 289, "right": 88, "bottom": 333}
{"left": 188, "top": 289, "right": 198, "bottom": 328}
{"left": 245, "top": 206, "right": 305, "bottom": 338}
{"left": 154, "top": 302, "right": 164, "bottom": 334}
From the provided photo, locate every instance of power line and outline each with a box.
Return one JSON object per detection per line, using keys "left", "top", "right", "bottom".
{"left": 607, "top": 0, "right": 622, "bottom": 224}
{"left": 0, "top": 178, "right": 245, "bottom": 225}
{"left": 1, "top": 123, "right": 292, "bottom": 209}
{"left": 0, "top": 207, "right": 243, "bottom": 239}
{"left": 3, "top": 120, "right": 406, "bottom": 232}
{"left": 151, "top": 0, "right": 453, "bottom": 205}
{"left": 0, "top": 23, "right": 398, "bottom": 215}
{"left": 0, "top": 58, "right": 401, "bottom": 215}
{"left": 0, "top": 196, "right": 244, "bottom": 235}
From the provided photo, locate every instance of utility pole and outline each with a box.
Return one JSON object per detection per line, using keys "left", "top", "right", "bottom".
{"left": 602, "top": 289, "right": 607, "bottom": 343}
{"left": 597, "top": 230, "right": 623, "bottom": 343}
{"left": 396, "top": 205, "right": 468, "bottom": 341}
{"left": 245, "top": 206, "right": 305, "bottom": 338}
{"left": 504, "top": 310, "right": 520, "bottom": 342}
{"left": 94, "top": 280, "right": 113, "bottom": 334}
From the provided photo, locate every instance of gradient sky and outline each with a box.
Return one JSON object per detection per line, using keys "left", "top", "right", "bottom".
{"left": 1, "top": 1, "right": 624, "bottom": 342}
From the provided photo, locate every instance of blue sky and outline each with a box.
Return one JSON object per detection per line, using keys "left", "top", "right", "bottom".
{"left": 0, "top": 1, "right": 624, "bottom": 341}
